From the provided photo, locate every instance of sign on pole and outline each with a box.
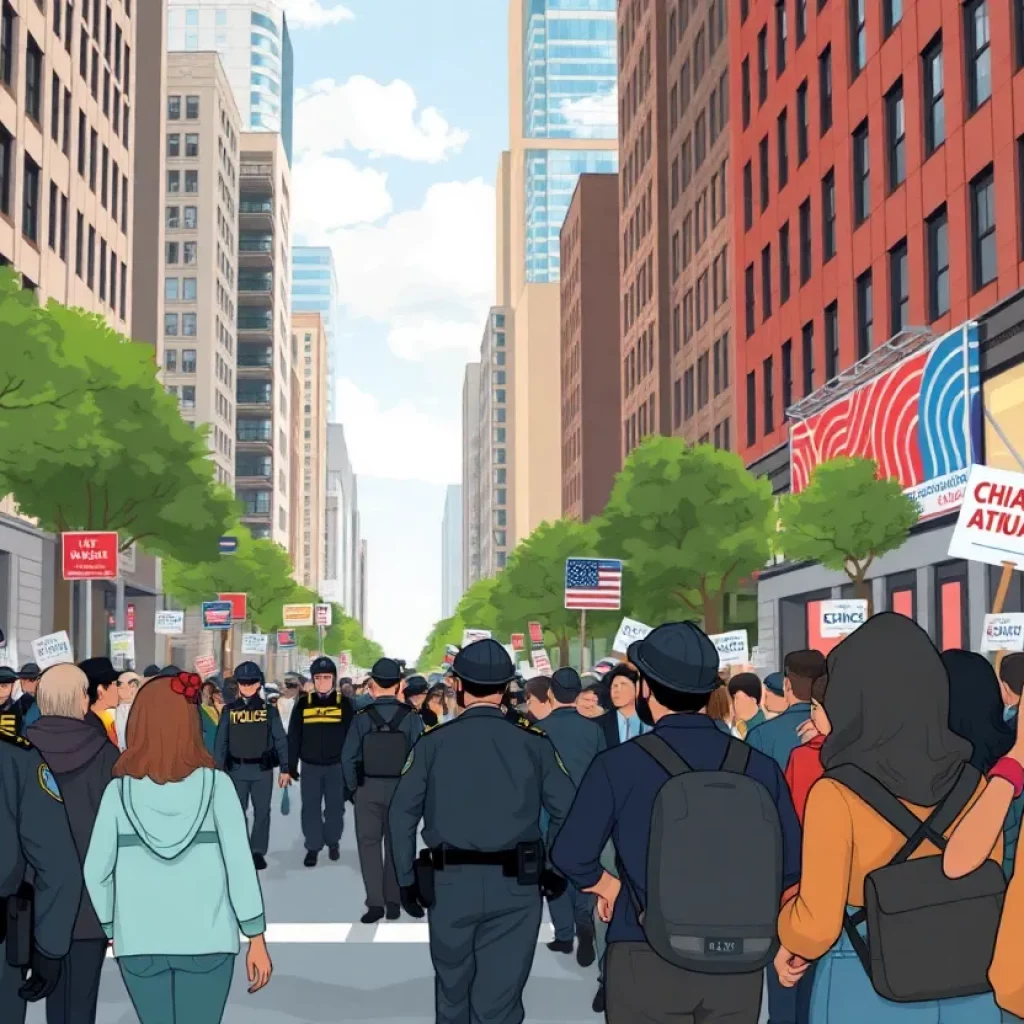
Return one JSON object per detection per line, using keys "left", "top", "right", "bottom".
{"left": 612, "top": 617, "right": 652, "bottom": 655}
{"left": 194, "top": 654, "right": 217, "bottom": 677}
{"left": 531, "top": 648, "right": 553, "bottom": 674}
{"left": 62, "top": 532, "right": 119, "bottom": 580}
{"left": 202, "top": 601, "right": 232, "bottom": 630}
{"left": 565, "top": 558, "right": 623, "bottom": 610}
{"left": 217, "top": 593, "right": 248, "bottom": 621}
{"left": 277, "top": 629, "right": 296, "bottom": 649}
{"left": 511, "top": 633, "right": 525, "bottom": 651}
{"left": 528, "top": 622, "right": 544, "bottom": 646}
{"left": 338, "top": 650, "right": 352, "bottom": 671}
{"left": 32, "top": 631, "right": 74, "bottom": 669}
{"left": 709, "top": 630, "right": 749, "bottom": 667}
{"left": 154, "top": 610, "right": 185, "bottom": 635}
{"left": 462, "top": 629, "right": 491, "bottom": 646}
{"left": 981, "top": 614, "right": 1024, "bottom": 653}
{"left": 242, "top": 633, "right": 269, "bottom": 655}
{"left": 110, "top": 631, "right": 135, "bottom": 665}
{"left": 949, "top": 465, "right": 1024, "bottom": 570}
{"left": 282, "top": 604, "right": 314, "bottom": 628}
{"left": 819, "top": 599, "right": 869, "bottom": 638}
{"left": 314, "top": 604, "right": 332, "bottom": 627}
{"left": 219, "top": 536, "right": 238, "bottom": 554}
{"left": 126, "top": 604, "right": 136, "bottom": 631}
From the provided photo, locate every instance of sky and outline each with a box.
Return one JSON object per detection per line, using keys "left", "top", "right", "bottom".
{"left": 283, "top": 0, "right": 508, "bottom": 660}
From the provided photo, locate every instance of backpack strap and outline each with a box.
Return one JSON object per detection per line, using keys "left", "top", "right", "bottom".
{"left": 390, "top": 705, "right": 412, "bottom": 730}
{"left": 824, "top": 765, "right": 927, "bottom": 844}
{"left": 890, "top": 764, "right": 981, "bottom": 864}
{"left": 633, "top": 733, "right": 692, "bottom": 776}
{"left": 365, "top": 705, "right": 388, "bottom": 731}
{"left": 721, "top": 737, "right": 750, "bottom": 774}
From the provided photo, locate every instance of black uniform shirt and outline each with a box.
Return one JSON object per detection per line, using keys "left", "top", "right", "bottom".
{"left": 213, "top": 694, "right": 288, "bottom": 768}
{"left": 287, "top": 689, "right": 354, "bottom": 773}
{"left": 341, "top": 696, "right": 424, "bottom": 792}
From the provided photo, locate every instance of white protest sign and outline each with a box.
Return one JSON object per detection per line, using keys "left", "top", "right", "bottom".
{"left": 32, "top": 631, "right": 74, "bottom": 669}
{"left": 314, "top": 604, "right": 332, "bottom": 627}
{"left": 531, "top": 648, "right": 552, "bottom": 674}
{"left": 820, "top": 599, "right": 869, "bottom": 638}
{"left": 339, "top": 650, "right": 352, "bottom": 670}
{"left": 110, "top": 631, "right": 135, "bottom": 660}
{"left": 981, "top": 614, "right": 1024, "bottom": 653}
{"left": 709, "top": 630, "right": 749, "bottom": 667}
{"left": 154, "top": 610, "right": 185, "bottom": 635}
{"left": 242, "top": 633, "right": 269, "bottom": 655}
{"left": 948, "top": 464, "right": 1024, "bottom": 569}
{"left": 462, "top": 629, "right": 492, "bottom": 645}
{"left": 612, "top": 617, "right": 652, "bottom": 654}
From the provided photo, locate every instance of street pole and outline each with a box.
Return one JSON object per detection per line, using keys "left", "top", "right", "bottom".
{"left": 83, "top": 580, "right": 93, "bottom": 658}
{"left": 318, "top": 624, "right": 324, "bottom": 655}
{"left": 580, "top": 609, "right": 587, "bottom": 672}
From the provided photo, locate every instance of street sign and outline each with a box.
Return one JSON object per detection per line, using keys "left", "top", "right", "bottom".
{"left": 282, "top": 604, "right": 314, "bottom": 628}
{"left": 277, "top": 629, "right": 296, "bottom": 649}
{"left": 126, "top": 603, "right": 136, "bottom": 631}
{"left": 32, "top": 631, "right": 74, "bottom": 669}
{"left": 195, "top": 654, "right": 217, "bottom": 677}
{"left": 154, "top": 610, "right": 185, "bottom": 635}
{"left": 201, "top": 601, "right": 232, "bottom": 630}
{"left": 709, "top": 630, "right": 750, "bottom": 667}
{"left": 314, "top": 604, "right": 331, "bottom": 626}
{"left": 242, "top": 633, "right": 269, "bottom": 655}
{"left": 62, "top": 532, "right": 119, "bottom": 580}
{"left": 217, "top": 593, "right": 248, "bottom": 621}
{"left": 219, "top": 536, "right": 238, "bottom": 554}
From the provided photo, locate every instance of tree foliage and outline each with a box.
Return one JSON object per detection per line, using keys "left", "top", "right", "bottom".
{"left": 296, "top": 603, "right": 382, "bottom": 668}
{"left": 598, "top": 438, "right": 774, "bottom": 633}
{"left": 778, "top": 456, "right": 919, "bottom": 613}
{"left": 417, "top": 615, "right": 462, "bottom": 673}
{"left": 0, "top": 269, "right": 236, "bottom": 560}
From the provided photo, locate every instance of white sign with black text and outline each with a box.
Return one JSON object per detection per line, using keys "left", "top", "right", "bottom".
{"left": 981, "top": 614, "right": 1024, "bottom": 653}
{"left": 154, "top": 610, "right": 185, "bottom": 635}
{"left": 612, "top": 617, "right": 652, "bottom": 655}
{"left": 709, "top": 630, "right": 749, "bottom": 667}
{"left": 820, "top": 599, "right": 869, "bottom": 638}
{"left": 242, "top": 633, "right": 269, "bottom": 655}
{"left": 32, "top": 631, "right": 74, "bottom": 669}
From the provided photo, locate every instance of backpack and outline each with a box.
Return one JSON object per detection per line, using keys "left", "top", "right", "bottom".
{"left": 361, "top": 705, "right": 412, "bottom": 779}
{"left": 824, "top": 763, "right": 1006, "bottom": 1003}
{"left": 619, "top": 733, "right": 783, "bottom": 974}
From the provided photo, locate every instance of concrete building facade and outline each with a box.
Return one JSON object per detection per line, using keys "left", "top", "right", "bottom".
{"left": 461, "top": 361, "right": 482, "bottom": 590}
{"left": 234, "top": 130, "right": 292, "bottom": 545}
{"left": 161, "top": 52, "right": 240, "bottom": 488}
{"left": 478, "top": 309, "right": 511, "bottom": 576}
{"left": 560, "top": 173, "right": 621, "bottom": 521}
{"left": 441, "top": 484, "right": 463, "bottom": 619}
{"left": 322, "top": 423, "right": 362, "bottom": 621}
{"left": 292, "top": 245, "right": 337, "bottom": 418}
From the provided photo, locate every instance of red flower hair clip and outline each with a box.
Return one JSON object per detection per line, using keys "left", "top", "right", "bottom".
{"left": 170, "top": 672, "right": 202, "bottom": 703}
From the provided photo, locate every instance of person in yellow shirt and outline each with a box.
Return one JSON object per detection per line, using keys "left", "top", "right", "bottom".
{"left": 79, "top": 657, "right": 121, "bottom": 747}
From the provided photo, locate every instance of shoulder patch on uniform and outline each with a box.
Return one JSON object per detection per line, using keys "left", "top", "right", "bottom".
{"left": 0, "top": 730, "right": 31, "bottom": 750}
{"left": 514, "top": 718, "right": 546, "bottom": 737}
{"left": 401, "top": 749, "right": 414, "bottom": 775}
{"left": 38, "top": 763, "right": 62, "bottom": 801}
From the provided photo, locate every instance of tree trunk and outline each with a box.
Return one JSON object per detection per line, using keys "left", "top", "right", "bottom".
{"left": 557, "top": 632, "right": 570, "bottom": 668}
{"left": 702, "top": 592, "right": 722, "bottom": 635}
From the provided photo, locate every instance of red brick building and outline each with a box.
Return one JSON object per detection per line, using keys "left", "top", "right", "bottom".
{"left": 732, "top": 0, "right": 1024, "bottom": 471}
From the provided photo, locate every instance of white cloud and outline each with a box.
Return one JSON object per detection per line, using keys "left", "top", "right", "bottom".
{"left": 281, "top": 0, "right": 354, "bottom": 29}
{"left": 559, "top": 91, "right": 618, "bottom": 138}
{"left": 335, "top": 379, "right": 460, "bottom": 485}
{"left": 290, "top": 153, "right": 392, "bottom": 236}
{"left": 295, "top": 76, "right": 470, "bottom": 162}
{"left": 386, "top": 320, "right": 482, "bottom": 362}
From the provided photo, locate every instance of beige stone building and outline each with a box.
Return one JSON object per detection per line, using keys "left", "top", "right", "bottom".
{"left": 234, "top": 130, "right": 291, "bottom": 546}
{"left": 292, "top": 311, "right": 327, "bottom": 590}
{"left": 160, "top": 52, "right": 240, "bottom": 488}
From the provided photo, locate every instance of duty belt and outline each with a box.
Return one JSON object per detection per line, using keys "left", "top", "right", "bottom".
{"left": 233, "top": 756, "right": 265, "bottom": 764}
{"left": 427, "top": 845, "right": 531, "bottom": 872}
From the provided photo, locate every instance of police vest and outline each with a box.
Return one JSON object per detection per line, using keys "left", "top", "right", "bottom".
{"left": 300, "top": 691, "right": 346, "bottom": 763}
{"left": 227, "top": 700, "right": 270, "bottom": 760}
{"left": 0, "top": 700, "right": 21, "bottom": 741}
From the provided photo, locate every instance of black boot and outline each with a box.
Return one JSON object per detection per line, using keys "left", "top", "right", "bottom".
{"left": 303, "top": 850, "right": 318, "bottom": 867}
{"left": 547, "top": 939, "right": 574, "bottom": 954}
{"left": 385, "top": 903, "right": 401, "bottom": 920}
{"left": 328, "top": 845, "right": 340, "bottom": 861}
{"left": 252, "top": 853, "right": 267, "bottom": 871}
{"left": 361, "top": 906, "right": 385, "bottom": 924}
{"left": 592, "top": 986, "right": 605, "bottom": 1014}
{"left": 576, "top": 925, "right": 596, "bottom": 967}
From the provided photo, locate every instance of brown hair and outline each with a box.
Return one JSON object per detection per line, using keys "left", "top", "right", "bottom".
{"left": 811, "top": 672, "right": 828, "bottom": 704}
{"left": 113, "top": 677, "right": 215, "bottom": 784}
{"left": 784, "top": 649, "right": 826, "bottom": 702}
{"left": 706, "top": 682, "right": 732, "bottom": 722}
{"left": 525, "top": 676, "right": 552, "bottom": 703}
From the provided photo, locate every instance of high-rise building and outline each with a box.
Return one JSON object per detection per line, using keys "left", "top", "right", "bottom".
{"left": 505, "top": 0, "right": 618, "bottom": 546}
{"left": 291, "top": 246, "right": 338, "bottom": 418}
{"left": 292, "top": 311, "right": 328, "bottom": 590}
{"left": 441, "top": 484, "right": 463, "bottom": 618}
{"left": 560, "top": 174, "right": 621, "bottom": 521}
{"left": 477, "top": 309, "right": 512, "bottom": 576}
{"left": 167, "top": 0, "right": 294, "bottom": 164}
{"left": 323, "top": 423, "right": 361, "bottom": 618}
{"left": 357, "top": 538, "right": 368, "bottom": 628}
{"left": 160, "top": 52, "right": 240, "bottom": 488}
{"left": 461, "top": 361, "right": 482, "bottom": 590}
{"left": 234, "top": 130, "right": 292, "bottom": 545}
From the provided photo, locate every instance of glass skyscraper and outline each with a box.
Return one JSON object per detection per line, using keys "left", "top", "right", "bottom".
{"left": 292, "top": 246, "right": 338, "bottom": 418}
{"left": 521, "top": 0, "right": 618, "bottom": 283}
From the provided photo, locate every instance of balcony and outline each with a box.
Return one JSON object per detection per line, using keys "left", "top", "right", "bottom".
{"left": 237, "top": 313, "right": 273, "bottom": 337}
{"left": 235, "top": 456, "right": 273, "bottom": 486}
{"left": 237, "top": 419, "right": 273, "bottom": 453}
{"left": 236, "top": 385, "right": 272, "bottom": 411}
{"left": 239, "top": 198, "right": 274, "bottom": 230}
{"left": 240, "top": 162, "right": 274, "bottom": 191}
{"left": 238, "top": 273, "right": 273, "bottom": 301}
{"left": 238, "top": 235, "right": 273, "bottom": 268}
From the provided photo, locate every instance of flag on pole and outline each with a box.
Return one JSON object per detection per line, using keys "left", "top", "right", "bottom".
{"left": 565, "top": 558, "right": 623, "bottom": 610}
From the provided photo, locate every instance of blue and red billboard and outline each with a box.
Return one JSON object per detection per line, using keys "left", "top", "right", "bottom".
{"left": 790, "top": 323, "right": 981, "bottom": 522}
{"left": 201, "top": 601, "right": 233, "bottom": 630}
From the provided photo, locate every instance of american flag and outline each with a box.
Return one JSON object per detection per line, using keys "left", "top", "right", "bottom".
{"left": 565, "top": 558, "right": 622, "bottom": 610}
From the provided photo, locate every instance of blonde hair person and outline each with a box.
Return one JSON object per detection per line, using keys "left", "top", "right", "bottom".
{"left": 37, "top": 663, "right": 90, "bottom": 719}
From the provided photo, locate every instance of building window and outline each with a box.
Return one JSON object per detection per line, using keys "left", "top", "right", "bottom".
{"left": 165, "top": 276, "right": 179, "bottom": 302}
{"left": 22, "top": 156, "right": 40, "bottom": 244}
{"left": 0, "top": 1, "right": 13, "bottom": 87}
{"left": 802, "top": 321, "right": 814, "bottom": 395}
{"left": 757, "top": 26, "right": 768, "bottom": 104}
{"left": 165, "top": 348, "right": 177, "bottom": 372}
{"left": 182, "top": 313, "right": 197, "bottom": 337}
{"left": 167, "top": 95, "right": 180, "bottom": 120}
{"left": 743, "top": 160, "right": 753, "bottom": 230}
{"left": 821, "top": 170, "right": 836, "bottom": 261}
{"left": 889, "top": 239, "right": 909, "bottom": 334}
{"left": 167, "top": 169, "right": 180, "bottom": 193}
{"left": 776, "top": 1, "right": 788, "bottom": 76}
{"left": 745, "top": 264, "right": 755, "bottom": 337}
{"left": 761, "top": 245, "right": 772, "bottom": 321}
{"left": 185, "top": 170, "right": 198, "bottom": 193}
{"left": 698, "top": 353, "right": 709, "bottom": 409}
{"left": 825, "top": 302, "right": 839, "bottom": 381}
{"left": 886, "top": 79, "right": 906, "bottom": 191}
{"left": 759, "top": 136, "right": 770, "bottom": 211}
{"left": 25, "top": 36, "right": 43, "bottom": 123}
{"left": 796, "top": 80, "right": 809, "bottom": 163}
{"left": 927, "top": 205, "right": 950, "bottom": 320}
{"left": 185, "top": 134, "right": 199, "bottom": 157}
{"left": 781, "top": 338, "right": 793, "bottom": 410}
{"left": 965, "top": 0, "right": 991, "bottom": 114}
{"left": 853, "top": 119, "right": 869, "bottom": 224}
{"left": 186, "top": 95, "right": 199, "bottom": 119}
{"left": 923, "top": 35, "right": 945, "bottom": 156}
{"left": 167, "top": 133, "right": 179, "bottom": 158}
{"left": 856, "top": 271, "right": 873, "bottom": 359}
{"left": 780, "top": 221, "right": 791, "bottom": 303}
{"left": 48, "top": 181, "right": 58, "bottom": 250}
{"left": 777, "top": 108, "right": 789, "bottom": 189}
{"left": 741, "top": 57, "right": 751, "bottom": 127}
{"left": 971, "top": 166, "right": 996, "bottom": 290}
{"left": 799, "top": 198, "right": 812, "bottom": 284}
{"left": 746, "top": 371, "right": 757, "bottom": 446}
{"left": 0, "top": 123, "right": 10, "bottom": 215}
{"left": 884, "top": 0, "right": 903, "bottom": 35}
{"left": 763, "top": 356, "right": 774, "bottom": 434}
{"left": 819, "top": 46, "right": 832, "bottom": 135}
{"left": 850, "top": 0, "right": 866, "bottom": 77}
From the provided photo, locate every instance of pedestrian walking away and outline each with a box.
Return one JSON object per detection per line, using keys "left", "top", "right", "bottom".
{"left": 288, "top": 656, "right": 354, "bottom": 867}
{"left": 213, "top": 661, "right": 291, "bottom": 870}
{"left": 342, "top": 656, "right": 424, "bottom": 922}
{"left": 389, "top": 638, "right": 576, "bottom": 1024}
{"left": 14, "top": 663, "right": 41, "bottom": 732}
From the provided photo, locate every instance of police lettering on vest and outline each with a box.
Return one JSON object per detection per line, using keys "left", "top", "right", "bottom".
{"left": 228, "top": 700, "right": 270, "bottom": 760}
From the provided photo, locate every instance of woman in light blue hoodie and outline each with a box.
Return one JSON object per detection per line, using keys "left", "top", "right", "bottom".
{"left": 84, "top": 670, "right": 273, "bottom": 1023}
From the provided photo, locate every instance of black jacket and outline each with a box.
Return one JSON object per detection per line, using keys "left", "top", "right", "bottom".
{"left": 287, "top": 690, "right": 355, "bottom": 773}
{"left": 26, "top": 716, "right": 120, "bottom": 941}
{"left": 595, "top": 711, "right": 620, "bottom": 749}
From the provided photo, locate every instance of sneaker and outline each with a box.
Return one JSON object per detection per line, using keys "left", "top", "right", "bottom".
{"left": 576, "top": 926, "right": 596, "bottom": 968}
{"left": 385, "top": 903, "right": 401, "bottom": 920}
{"left": 328, "top": 845, "right": 340, "bottom": 861}
{"left": 303, "top": 850, "right": 318, "bottom": 868}
{"left": 592, "top": 986, "right": 605, "bottom": 1014}
{"left": 360, "top": 907, "right": 385, "bottom": 924}
{"left": 252, "top": 853, "right": 267, "bottom": 871}
{"left": 547, "top": 939, "right": 574, "bottom": 955}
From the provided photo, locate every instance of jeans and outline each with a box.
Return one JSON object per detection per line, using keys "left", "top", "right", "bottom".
{"left": 119, "top": 953, "right": 236, "bottom": 1024}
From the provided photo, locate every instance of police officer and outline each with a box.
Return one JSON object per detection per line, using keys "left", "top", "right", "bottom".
{"left": 0, "top": 726, "right": 82, "bottom": 1022}
{"left": 537, "top": 666, "right": 607, "bottom": 967}
{"left": 0, "top": 666, "right": 20, "bottom": 739}
{"left": 13, "top": 664, "right": 41, "bottom": 731}
{"left": 342, "top": 657, "right": 424, "bottom": 923}
{"left": 214, "top": 660, "right": 291, "bottom": 870}
{"left": 389, "top": 639, "right": 576, "bottom": 1024}
{"left": 402, "top": 675, "right": 429, "bottom": 714}
{"left": 288, "top": 656, "right": 354, "bottom": 867}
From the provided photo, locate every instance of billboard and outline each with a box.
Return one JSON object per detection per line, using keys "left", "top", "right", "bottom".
{"left": 789, "top": 324, "right": 981, "bottom": 522}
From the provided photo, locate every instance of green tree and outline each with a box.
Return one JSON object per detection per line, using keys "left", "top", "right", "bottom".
{"left": 0, "top": 271, "right": 237, "bottom": 560}
{"left": 417, "top": 615, "right": 464, "bottom": 673}
{"left": 457, "top": 577, "right": 501, "bottom": 634}
{"left": 598, "top": 438, "right": 774, "bottom": 634}
{"left": 778, "top": 456, "right": 919, "bottom": 614}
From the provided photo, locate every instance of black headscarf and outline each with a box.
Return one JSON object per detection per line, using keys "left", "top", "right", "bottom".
{"left": 821, "top": 612, "right": 970, "bottom": 807}
{"left": 941, "top": 649, "right": 1014, "bottom": 775}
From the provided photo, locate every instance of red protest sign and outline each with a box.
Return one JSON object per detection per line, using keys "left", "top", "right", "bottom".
{"left": 62, "top": 532, "right": 119, "bottom": 580}
{"left": 528, "top": 622, "right": 543, "bottom": 645}
{"left": 511, "top": 633, "right": 525, "bottom": 651}
{"left": 126, "top": 604, "right": 136, "bottom": 631}
{"left": 217, "top": 593, "right": 248, "bottom": 621}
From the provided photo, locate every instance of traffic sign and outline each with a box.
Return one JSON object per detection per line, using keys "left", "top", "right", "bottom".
{"left": 219, "top": 536, "right": 238, "bottom": 554}
{"left": 62, "top": 532, "right": 119, "bottom": 580}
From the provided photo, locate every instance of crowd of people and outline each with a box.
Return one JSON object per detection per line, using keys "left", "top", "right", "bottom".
{"left": 2, "top": 611, "right": 1024, "bottom": 1023}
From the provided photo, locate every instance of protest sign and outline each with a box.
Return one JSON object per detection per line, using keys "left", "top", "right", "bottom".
{"left": 217, "top": 593, "right": 247, "bottom": 621}
{"left": 949, "top": 465, "right": 1024, "bottom": 570}
{"left": 194, "top": 654, "right": 217, "bottom": 677}
{"left": 32, "top": 631, "right": 73, "bottom": 669}
{"left": 528, "top": 622, "right": 544, "bottom": 645}
{"left": 612, "top": 617, "right": 652, "bottom": 655}
{"left": 109, "top": 631, "right": 134, "bottom": 661}
{"left": 201, "top": 601, "right": 232, "bottom": 630}
{"left": 276, "top": 629, "right": 296, "bottom": 649}
{"left": 282, "top": 604, "right": 314, "bottom": 628}
{"left": 314, "top": 604, "right": 332, "bottom": 626}
{"left": 462, "top": 629, "right": 491, "bottom": 645}
{"left": 62, "top": 532, "right": 118, "bottom": 580}
{"left": 511, "top": 634, "right": 525, "bottom": 651}
{"left": 154, "top": 610, "right": 185, "bottom": 635}
{"left": 709, "top": 630, "right": 749, "bottom": 667}
{"left": 820, "top": 599, "right": 869, "bottom": 638}
{"left": 242, "top": 633, "right": 268, "bottom": 655}
{"left": 981, "top": 614, "right": 1024, "bottom": 653}
{"left": 531, "top": 648, "right": 552, "bottom": 674}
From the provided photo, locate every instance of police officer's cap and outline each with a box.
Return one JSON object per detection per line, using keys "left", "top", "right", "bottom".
{"left": 234, "top": 661, "right": 265, "bottom": 685}
{"left": 551, "top": 666, "right": 583, "bottom": 700}
{"left": 310, "top": 656, "right": 336, "bottom": 678}
{"left": 0, "top": 666, "right": 16, "bottom": 685}
{"left": 763, "top": 671, "right": 785, "bottom": 696}
{"left": 627, "top": 621, "right": 720, "bottom": 694}
{"left": 404, "top": 675, "right": 428, "bottom": 696}
{"left": 18, "top": 662, "right": 41, "bottom": 680}
{"left": 370, "top": 658, "right": 403, "bottom": 684}
{"left": 451, "top": 638, "right": 516, "bottom": 688}
{"left": 143, "top": 664, "right": 161, "bottom": 677}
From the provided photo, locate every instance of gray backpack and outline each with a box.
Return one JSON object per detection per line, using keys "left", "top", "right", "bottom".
{"left": 620, "top": 733, "right": 783, "bottom": 973}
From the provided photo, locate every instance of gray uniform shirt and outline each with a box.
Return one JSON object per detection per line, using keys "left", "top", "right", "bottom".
{"left": 341, "top": 696, "right": 425, "bottom": 792}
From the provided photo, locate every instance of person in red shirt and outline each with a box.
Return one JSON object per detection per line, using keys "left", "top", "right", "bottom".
{"left": 784, "top": 672, "right": 830, "bottom": 823}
